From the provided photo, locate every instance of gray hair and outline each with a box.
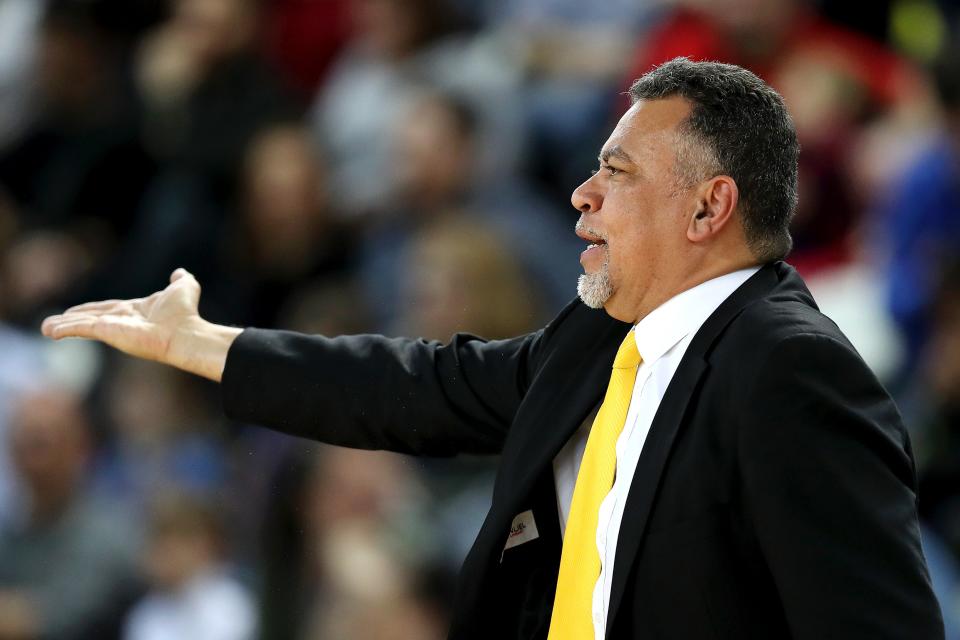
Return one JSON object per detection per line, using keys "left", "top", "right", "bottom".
{"left": 629, "top": 57, "right": 800, "bottom": 262}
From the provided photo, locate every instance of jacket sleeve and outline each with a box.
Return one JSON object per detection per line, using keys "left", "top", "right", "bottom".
{"left": 738, "top": 332, "right": 944, "bottom": 639}
{"left": 220, "top": 326, "right": 546, "bottom": 457}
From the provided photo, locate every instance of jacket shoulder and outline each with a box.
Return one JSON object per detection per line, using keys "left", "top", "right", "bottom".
{"left": 720, "top": 262, "right": 856, "bottom": 359}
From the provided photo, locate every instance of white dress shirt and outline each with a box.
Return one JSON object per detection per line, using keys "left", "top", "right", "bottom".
{"left": 552, "top": 266, "right": 759, "bottom": 639}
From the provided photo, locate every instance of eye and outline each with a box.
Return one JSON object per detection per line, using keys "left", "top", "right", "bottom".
{"left": 591, "top": 164, "right": 621, "bottom": 177}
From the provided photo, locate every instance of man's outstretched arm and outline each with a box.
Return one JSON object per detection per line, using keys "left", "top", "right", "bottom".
{"left": 41, "top": 268, "right": 240, "bottom": 382}
{"left": 41, "top": 268, "right": 547, "bottom": 456}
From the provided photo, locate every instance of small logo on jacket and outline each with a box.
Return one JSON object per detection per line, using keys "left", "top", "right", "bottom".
{"left": 503, "top": 510, "right": 540, "bottom": 554}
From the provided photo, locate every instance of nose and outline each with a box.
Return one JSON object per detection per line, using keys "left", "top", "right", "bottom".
{"left": 571, "top": 175, "right": 602, "bottom": 214}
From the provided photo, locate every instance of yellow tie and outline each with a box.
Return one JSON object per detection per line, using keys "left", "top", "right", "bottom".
{"left": 548, "top": 330, "right": 642, "bottom": 640}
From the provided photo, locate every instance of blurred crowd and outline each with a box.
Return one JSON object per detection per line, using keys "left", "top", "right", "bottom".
{"left": 0, "top": 0, "right": 959, "bottom": 638}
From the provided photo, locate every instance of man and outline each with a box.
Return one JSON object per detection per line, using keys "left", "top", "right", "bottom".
{"left": 0, "top": 387, "right": 139, "bottom": 639}
{"left": 41, "top": 58, "right": 944, "bottom": 638}
{"left": 124, "top": 493, "right": 256, "bottom": 640}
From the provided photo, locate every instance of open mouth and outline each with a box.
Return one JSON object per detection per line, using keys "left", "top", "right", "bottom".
{"left": 578, "top": 232, "right": 608, "bottom": 267}
{"left": 575, "top": 226, "right": 607, "bottom": 248}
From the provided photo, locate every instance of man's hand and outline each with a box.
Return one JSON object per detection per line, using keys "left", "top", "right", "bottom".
{"left": 40, "top": 268, "right": 242, "bottom": 382}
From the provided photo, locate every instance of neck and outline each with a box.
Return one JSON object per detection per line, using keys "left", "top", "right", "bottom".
{"left": 623, "top": 257, "right": 759, "bottom": 325}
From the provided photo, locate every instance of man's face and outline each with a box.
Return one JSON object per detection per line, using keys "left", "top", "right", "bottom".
{"left": 10, "top": 391, "right": 88, "bottom": 508}
{"left": 573, "top": 96, "right": 697, "bottom": 323}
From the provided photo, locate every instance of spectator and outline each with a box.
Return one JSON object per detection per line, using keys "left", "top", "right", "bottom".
{"left": 877, "top": 41, "right": 960, "bottom": 379}
{"left": 124, "top": 493, "right": 256, "bottom": 640}
{"left": 0, "top": 0, "right": 156, "bottom": 325}
{"left": 0, "top": 387, "right": 139, "bottom": 639}
{"left": 359, "top": 91, "right": 579, "bottom": 327}
{"left": 0, "top": 0, "right": 151, "bottom": 233}
{"left": 92, "top": 357, "right": 225, "bottom": 516}
{"left": 297, "top": 447, "right": 447, "bottom": 639}
{"left": 200, "top": 122, "right": 353, "bottom": 328}
{"left": 127, "top": 0, "right": 297, "bottom": 285}
{"left": 310, "top": 0, "right": 522, "bottom": 216}
{"left": 248, "top": 446, "right": 444, "bottom": 640}
{"left": 135, "top": 0, "right": 294, "bottom": 196}
{"left": 396, "top": 218, "right": 540, "bottom": 340}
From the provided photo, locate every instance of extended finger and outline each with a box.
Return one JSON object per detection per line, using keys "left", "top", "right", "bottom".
{"left": 42, "top": 314, "right": 75, "bottom": 336}
{"left": 63, "top": 299, "right": 130, "bottom": 314}
{"left": 46, "top": 317, "right": 103, "bottom": 340}
{"left": 41, "top": 314, "right": 60, "bottom": 336}
{"left": 43, "top": 311, "right": 101, "bottom": 331}
{"left": 42, "top": 308, "right": 119, "bottom": 338}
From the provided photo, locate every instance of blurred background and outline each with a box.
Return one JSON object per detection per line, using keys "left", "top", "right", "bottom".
{"left": 0, "top": 0, "right": 959, "bottom": 637}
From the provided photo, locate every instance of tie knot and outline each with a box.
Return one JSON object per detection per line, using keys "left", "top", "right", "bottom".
{"left": 613, "top": 330, "right": 641, "bottom": 369}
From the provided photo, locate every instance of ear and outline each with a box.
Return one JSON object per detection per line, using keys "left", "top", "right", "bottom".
{"left": 686, "top": 175, "right": 739, "bottom": 243}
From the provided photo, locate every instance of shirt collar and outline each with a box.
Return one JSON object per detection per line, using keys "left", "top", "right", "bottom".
{"left": 632, "top": 266, "right": 760, "bottom": 364}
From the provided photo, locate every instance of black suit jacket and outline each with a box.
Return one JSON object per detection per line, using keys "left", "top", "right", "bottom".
{"left": 221, "top": 262, "right": 944, "bottom": 639}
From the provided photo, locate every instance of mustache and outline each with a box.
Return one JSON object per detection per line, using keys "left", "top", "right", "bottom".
{"left": 575, "top": 218, "right": 606, "bottom": 242}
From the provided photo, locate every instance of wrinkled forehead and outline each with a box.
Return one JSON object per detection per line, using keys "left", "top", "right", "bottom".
{"left": 604, "top": 96, "right": 692, "bottom": 158}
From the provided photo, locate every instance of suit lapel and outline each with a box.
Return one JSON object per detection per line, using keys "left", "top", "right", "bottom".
{"left": 454, "top": 304, "right": 631, "bottom": 633}
{"left": 605, "top": 264, "right": 782, "bottom": 637}
{"left": 492, "top": 311, "right": 630, "bottom": 523}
